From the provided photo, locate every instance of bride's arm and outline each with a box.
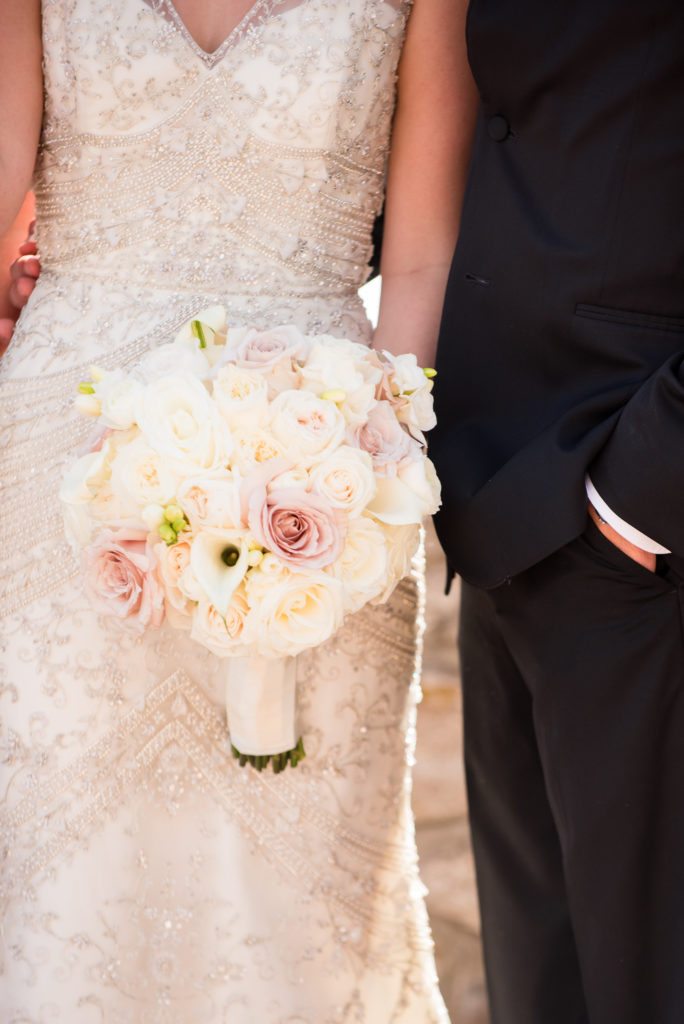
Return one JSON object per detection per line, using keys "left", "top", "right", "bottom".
{"left": 373, "top": 0, "right": 479, "bottom": 366}
{"left": 0, "top": 1, "right": 43, "bottom": 238}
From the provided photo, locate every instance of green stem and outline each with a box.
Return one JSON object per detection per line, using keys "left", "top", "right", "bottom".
{"left": 231, "top": 739, "right": 306, "bottom": 773}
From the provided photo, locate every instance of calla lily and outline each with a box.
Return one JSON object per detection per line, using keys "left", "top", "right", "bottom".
{"left": 174, "top": 305, "right": 228, "bottom": 366}
{"left": 190, "top": 530, "right": 249, "bottom": 615}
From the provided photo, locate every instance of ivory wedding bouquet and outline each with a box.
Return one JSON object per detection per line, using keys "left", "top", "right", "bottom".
{"left": 60, "top": 307, "right": 441, "bottom": 772}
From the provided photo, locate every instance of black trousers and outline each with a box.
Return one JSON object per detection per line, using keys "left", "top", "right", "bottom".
{"left": 460, "top": 520, "right": 684, "bottom": 1024}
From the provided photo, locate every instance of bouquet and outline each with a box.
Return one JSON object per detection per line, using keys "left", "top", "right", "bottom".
{"left": 60, "top": 307, "right": 441, "bottom": 772}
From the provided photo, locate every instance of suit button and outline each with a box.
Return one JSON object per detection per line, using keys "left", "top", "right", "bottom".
{"left": 488, "top": 114, "right": 510, "bottom": 141}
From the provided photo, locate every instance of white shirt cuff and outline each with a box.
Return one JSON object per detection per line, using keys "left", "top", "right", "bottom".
{"left": 585, "top": 475, "right": 670, "bottom": 555}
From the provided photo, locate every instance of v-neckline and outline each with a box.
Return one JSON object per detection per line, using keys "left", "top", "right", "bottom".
{"left": 148, "top": 0, "right": 274, "bottom": 69}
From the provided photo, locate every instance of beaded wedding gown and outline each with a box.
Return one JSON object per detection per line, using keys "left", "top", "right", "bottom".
{"left": 0, "top": 2, "right": 449, "bottom": 1021}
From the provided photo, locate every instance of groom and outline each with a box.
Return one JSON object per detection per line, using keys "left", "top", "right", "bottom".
{"left": 430, "top": 1, "right": 684, "bottom": 1022}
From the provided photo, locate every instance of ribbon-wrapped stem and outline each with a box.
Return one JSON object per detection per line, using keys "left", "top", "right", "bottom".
{"left": 225, "top": 655, "right": 305, "bottom": 772}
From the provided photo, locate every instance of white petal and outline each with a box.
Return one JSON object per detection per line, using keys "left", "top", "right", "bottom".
{"left": 190, "top": 532, "right": 249, "bottom": 615}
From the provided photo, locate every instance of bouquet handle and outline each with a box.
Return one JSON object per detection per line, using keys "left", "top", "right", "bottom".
{"left": 226, "top": 655, "right": 304, "bottom": 771}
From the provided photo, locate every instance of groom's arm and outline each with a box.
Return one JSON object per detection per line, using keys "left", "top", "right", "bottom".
{"left": 588, "top": 353, "right": 684, "bottom": 555}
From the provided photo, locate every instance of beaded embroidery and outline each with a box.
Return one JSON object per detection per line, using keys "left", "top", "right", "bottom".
{"left": 0, "top": 2, "right": 448, "bottom": 1021}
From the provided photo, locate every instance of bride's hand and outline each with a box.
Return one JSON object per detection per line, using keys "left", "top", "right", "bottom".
{"left": 0, "top": 222, "right": 40, "bottom": 354}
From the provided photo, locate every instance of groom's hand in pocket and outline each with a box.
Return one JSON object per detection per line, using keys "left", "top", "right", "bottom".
{"left": 588, "top": 504, "right": 657, "bottom": 572}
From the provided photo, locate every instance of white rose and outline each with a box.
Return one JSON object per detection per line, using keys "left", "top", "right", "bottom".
{"left": 372, "top": 522, "right": 421, "bottom": 604}
{"left": 190, "top": 588, "right": 250, "bottom": 658}
{"left": 269, "top": 466, "right": 310, "bottom": 490}
{"left": 212, "top": 364, "right": 269, "bottom": 428}
{"left": 190, "top": 529, "right": 250, "bottom": 615}
{"left": 366, "top": 456, "right": 441, "bottom": 525}
{"left": 110, "top": 436, "right": 179, "bottom": 508}
{"left": 251, "top": 570, "right": 345, "bottom": 657}
{"left": 332, "top": 515, "right": 389, "bottom": 611}
{"left": 269, "top": 390, "right": 346, "bottom": 467}
{"left": 309, "top": 445, "right": 376, "bottom": 517}
{"left": 244, "top": 553, "right": 289, "bottom": 600}
{"left": 60, "top": 444, "right": 112, "bottom": 507}
{"left": 136, "top": 374, "right": 230, "bottom": 473}
{"left": 137, "top": 342, "right": 212, "bottom": 384}
{"left": 301, "top": 337, "right": 381, "bottom": 427}
{"left": 176, "top": 472, "right": 243, "bottom": 532}
{"left": 95, "top": 372, "right": 143, "bottom": 430}
{"left": 60, "top": 441, "right": 116, "bottom": 547}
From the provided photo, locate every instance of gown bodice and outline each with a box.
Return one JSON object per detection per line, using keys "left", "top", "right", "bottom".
{"left": 36, "top": 0, "right": 408, "bottom": 316}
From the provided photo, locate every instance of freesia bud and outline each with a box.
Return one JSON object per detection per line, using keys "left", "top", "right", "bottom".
{"left": 423, "top": 368, "right": 437, "bottom": 379}
{"left": 159, "top": 523, "right": 177, "bottom": 545}
{"left": 164, "top": 504, "right": 184, "bottom": 523}
{"left": 247, "top": 549, "right": 263, "bottom": 567}
{"left": 141, "top": 503, "right": 165, "bottom": 530}
{"left": 89, "top": 364, "right": 107, "bottom": 382}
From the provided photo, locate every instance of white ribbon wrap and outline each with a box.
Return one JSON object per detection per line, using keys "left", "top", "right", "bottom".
{"left": 225, "top": 655, "right": 298, "bottom": 756}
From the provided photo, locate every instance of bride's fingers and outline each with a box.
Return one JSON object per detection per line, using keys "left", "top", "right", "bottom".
{"left": 18, "top": 239, "right": 38, "bottom": 257}
{"left": 10, "top": 253, "right": 40, "bottom": 281}
{"left": 9, "top": 273, "right": 37, "bottom": 309}
{"left": 0, "top": 318, "right": 15, "bottom": 354}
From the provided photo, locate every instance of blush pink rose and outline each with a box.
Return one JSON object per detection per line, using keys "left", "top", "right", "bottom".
{"left": 248, "top": 487, "right": 344, "bottom": 569}
{"left": 84, "top": 529, "right": 165, "bottom": 632}
{"left": 356, "top": 401, "right": 417, "bottom": 475}
{"left": 235, "top": 326, "right": 307, "bottom": 370}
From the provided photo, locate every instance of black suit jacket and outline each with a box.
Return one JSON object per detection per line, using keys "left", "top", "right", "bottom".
{"left": 431, "top": 0, "right": 684, "bottom": 588}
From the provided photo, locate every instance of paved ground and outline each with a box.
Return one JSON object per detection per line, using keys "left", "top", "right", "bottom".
{"left": 414, "top": 524, "right": 490, "bottom": 1023}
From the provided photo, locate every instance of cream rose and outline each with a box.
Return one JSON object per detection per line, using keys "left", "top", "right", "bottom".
{"left": 251, "top": 571, "right": 345, "bottom": 657}
{"left": 300, "top": 336, "right": 380, "bottom": 427}
{"left": 232, "top": 428, "right": 287, "bottom": 473}
{"left": 269, "top": 390, "right": 346, "bottom": 467}
{"left": 190, "top": 587, "right": 251, "bottom": 658}
{"left": 177, "top": 472, "right": 243, "bottom": 531}
{"left": 156, "top": 535, "right": 194, "bottom": 622}
{"left": 309, "top": 445, "right": 376, "bottom": 517}
{"left": 110, "top": 436, "right": 179, "bottom": 508}
{"left": 332, "top": 514, "right": 389, "bottom": 612}
{"left": 136, "top": 374, "right": 229, "bottom": 472}
{"left": 212, "top": 364, "right": 269, "bottom": 428}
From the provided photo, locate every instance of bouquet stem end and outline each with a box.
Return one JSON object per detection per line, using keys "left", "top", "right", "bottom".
{"left": 231, "top": 738, "right": 306, "bottom": 773}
